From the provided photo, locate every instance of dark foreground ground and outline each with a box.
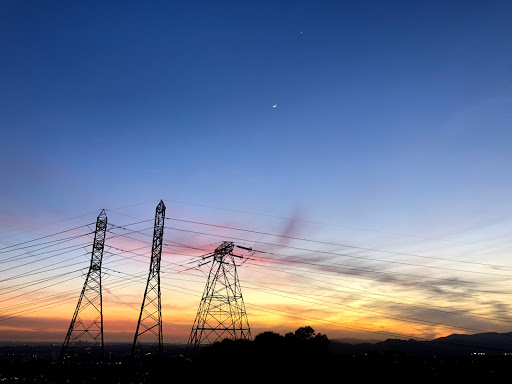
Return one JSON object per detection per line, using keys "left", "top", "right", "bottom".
{"left": 1, "top": 340, "right": 512, "bottom": 383}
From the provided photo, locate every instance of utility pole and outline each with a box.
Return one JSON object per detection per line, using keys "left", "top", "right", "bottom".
{"left": 61, "top": 209, "right": 107, "bottom": 362}
{"left": 131, "top": 200, "right": 166, "bottom": 358}
{"left": 187, "top": 241, "right": 251, "bottom": 355}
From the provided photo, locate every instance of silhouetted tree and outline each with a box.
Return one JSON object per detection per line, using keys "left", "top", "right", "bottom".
{"left": 295, "top": 326, "right": 316, "bottom": 341}
{"left": 254, "top": 331, "right": 284, "bottom": 345}
{"left": 284, "top": 332, "right": 295, "bottom": 342}
{"left": 314, "top": 332, "right": 329, "bottom": 342}
{"left": 312, "top": 332, "right": 330, "bottom": 354}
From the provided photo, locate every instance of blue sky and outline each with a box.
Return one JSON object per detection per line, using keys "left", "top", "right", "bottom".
{"left": 2, "top": 0, "right": 512, "bottom": 342}
{"left": 2, "top": 1, "right": 511, "bottom": 227}
{"left": 0, "top": 0, "right": 511, "bottom": 243}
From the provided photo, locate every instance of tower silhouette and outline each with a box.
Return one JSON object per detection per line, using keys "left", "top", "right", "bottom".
{"left": 131, "top": 200, "right": 166, "bottom": 358}
{"left": 187, "top": 241, "right": 251, "bottom": 354}
{"left": 61, "top": 209, "right": 107, "bottom": 362}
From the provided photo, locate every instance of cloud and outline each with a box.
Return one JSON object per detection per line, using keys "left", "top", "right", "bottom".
{"left": 277, "top": 208, "right": 305, "bottom": 246}
{"left": 103, "top": 286, "right": 139, "bottom": 310}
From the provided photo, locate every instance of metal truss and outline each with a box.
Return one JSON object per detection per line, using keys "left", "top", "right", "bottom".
{"left": 187, "top": 241, "right": 251, "bottom": 354}
{"left": 131, "top": 200, "right": 166, "bottom": 358}
{"left": 61, "top": 209, "right": 107, "bottom": 362}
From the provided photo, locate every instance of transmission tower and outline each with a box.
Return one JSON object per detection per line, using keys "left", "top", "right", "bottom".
{"left": 61, "top": 209, "right": 107, "bottom": 362}
{"left": 131, "top": 200, "right": 166, "bottom": 358}
{"left": 187, "top": 241, "right": 252, "bottom": 354}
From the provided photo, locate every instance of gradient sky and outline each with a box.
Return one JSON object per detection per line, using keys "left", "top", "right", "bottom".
{"left": 1, "top": 1, "right": 512, "bottom": 344}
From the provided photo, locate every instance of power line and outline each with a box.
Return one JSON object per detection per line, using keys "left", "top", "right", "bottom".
{"left": 1, "top": 259, "right": 505, "bottom": 345}
{"left": 0, "top": 243, "right": 91, "bottom": 274}
{"left": 105, "top": 226, "right": 214, "bottom": 260}
{"left": 104, "top": 224, "right": 512, "bottom": 293}
{"left": 0, "top": 256, "right": 89, "bottom": 283}
{"left": 243, "top": 263, "right": 512, "bottom": 324}
{"left": 2, "top": 214, "right": 511, "bottom": 346}
{"left": 245, "top": 252, "right": 512, "bottom": 293}
{"left": 241, "top": 282, "right": 509, "bottom": 334}
{"left": 0, "top": 269, "right": 82, "bottom": 293}
{"left": 0, "top": 272, "right": 146, "bottom": 321}
{"left": 105, "top": 225, "right": 512, "bottom": 294}
{"left": 244, "top": 302, "right": 428, "bottom": 341}
{"left": 3, "top": 231, "right": 508, "bottom": 340}
{"left": 0, "top": 272, "right": 84, "bottom": 304}
{"left": 0, "top": 238, "right": 92, "bottom": 265}
{"left": 165, "top": 217, "right": 512, "bottom": 270}
{"left": 167, "top": 256, "right": 512, "bottom": 335}
{"left": 0, "top": 224, "right": 94, "bottom": 252}
{"left": 162, "top": 225, "right": 512, "bottom": 281}
{"left": 106, "top": 268, "right": 430, "bottom": 341}
{"left": 107, "top": 265, "right": 506, "bottom": 342}
{"left": 162, "top": 198, "right": 512, "bottom": 251}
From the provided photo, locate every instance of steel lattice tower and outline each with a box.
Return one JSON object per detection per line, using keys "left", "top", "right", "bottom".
{"left": 131, "top": 200, "right": 166, "bottom": 357}
{"left": 187, "top": 241, "right": 251, "bottom": 354}
{"left": 61, "top": 209, "right": 107, "bottom": 362}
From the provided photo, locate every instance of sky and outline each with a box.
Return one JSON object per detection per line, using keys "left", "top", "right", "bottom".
{"left": 1, "top": 1, "right": 512, "bottom": 344}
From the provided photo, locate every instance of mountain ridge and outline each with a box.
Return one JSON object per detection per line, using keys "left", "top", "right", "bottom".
{"left": 330, "top": 331, "right": 512, "bottom": 357}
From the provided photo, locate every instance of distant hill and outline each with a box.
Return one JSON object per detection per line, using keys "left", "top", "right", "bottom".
{"left": 434, "top": 331, "right": 512, "bottom": 346}
{"left": 330, "top": 332, "right": 512, "bottom": 357}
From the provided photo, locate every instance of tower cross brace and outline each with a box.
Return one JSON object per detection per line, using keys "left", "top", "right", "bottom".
{"left": 187, "top": 241, "right": 251, "bottom": 354}
{"left": 131, "top": 200, "right": 166, "bottom": 357}
{"left": 61, "top": 209, "right": 107, "bottom": 362}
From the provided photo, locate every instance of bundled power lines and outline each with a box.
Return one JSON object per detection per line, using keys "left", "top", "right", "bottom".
{"left": 1, "top": 201, "right": 512, "bottom": 356}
